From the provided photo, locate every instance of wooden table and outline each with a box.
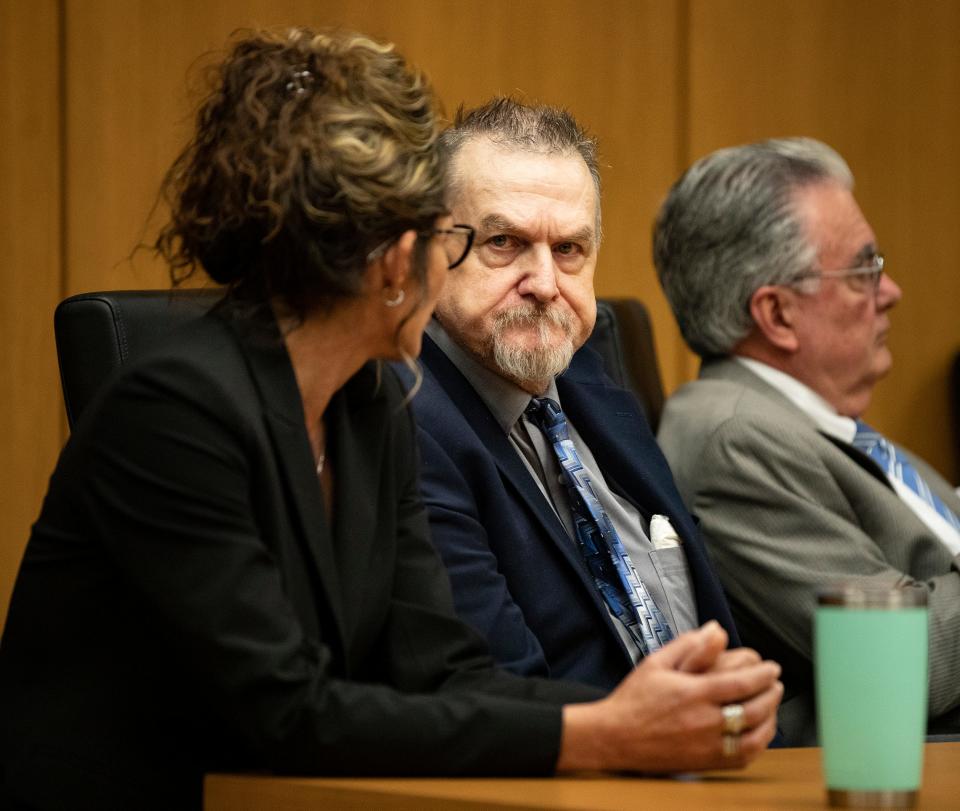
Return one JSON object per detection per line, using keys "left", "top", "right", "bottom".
{"left": 205, "top": 742, "right": 960, "bottom": 810}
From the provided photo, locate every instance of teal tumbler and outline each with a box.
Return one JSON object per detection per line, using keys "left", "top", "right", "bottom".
{"left": 815, "top": 587, "right": 928, "bottom": 808}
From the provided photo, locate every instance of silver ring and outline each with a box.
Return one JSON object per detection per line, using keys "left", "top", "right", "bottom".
{"left": 721, "top": 703, "right": 746, "bottom": 735}
{"left": 721, "top": 733, "right": 741, "bottom": 758}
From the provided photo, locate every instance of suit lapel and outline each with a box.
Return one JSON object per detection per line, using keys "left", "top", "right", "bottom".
{"left": 325, "top": 365, "right": 387, "bottom": 645}
{"left": 559, "top": 349, "right": 740, "bottom": 637}
{"left": 420, "top": 338, "right": 614, "bottom": 618}
{"left": 229, "top": 318, "right": 347, "bottom": 651}
{"left": 822, "top": 434, "right": 895, "bottom": 490}
{"left": 703, "top": 358, "right": 895, "bottom": 492}
{"left": 560, "top": 359, "right": 701, "bottom": 544}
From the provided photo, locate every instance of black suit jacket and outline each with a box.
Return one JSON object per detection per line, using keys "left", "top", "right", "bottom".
{"left": 0, "top": 313, "right": 599, "bottom": 810}
{"left": 409, "top": 335, "right": 739, "bottom": 690}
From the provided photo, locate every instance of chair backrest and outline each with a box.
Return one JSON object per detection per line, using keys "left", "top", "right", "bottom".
{"left": 54, "top": 290, "right": 665, "bottom": 432}
{"left": 588, "top": 298, "right": 665, "bottom": 431}
{"left": 54, "top": 289, "right": 220, "bottom": 428}
{"left": 951, "top": 350, "right": 960, "bottom": 480}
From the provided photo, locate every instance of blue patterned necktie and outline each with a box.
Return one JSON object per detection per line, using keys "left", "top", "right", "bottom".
{"left": 525, "top": 397, "right": 674, "bottom": 656}
{"left": 852, "top": 420, "right": 960, "bottom": 532}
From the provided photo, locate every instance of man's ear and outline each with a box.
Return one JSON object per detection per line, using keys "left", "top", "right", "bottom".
{"left": 749, "top": 285, "right": 801, "bottom": 353}
{"left": 377, "top": 230, "right": 418, "bottom": 295}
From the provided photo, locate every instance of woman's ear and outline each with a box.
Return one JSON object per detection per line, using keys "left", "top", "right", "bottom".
{"left": 749, "top": 285, "right": 801, "bottom": 353}
{"left": 378, "top": 230, "right": 418, "bottom": 295}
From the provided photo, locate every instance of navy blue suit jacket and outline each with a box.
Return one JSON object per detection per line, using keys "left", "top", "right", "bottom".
{"left": 410, "top": 334, "right": 740, "bottom": 691}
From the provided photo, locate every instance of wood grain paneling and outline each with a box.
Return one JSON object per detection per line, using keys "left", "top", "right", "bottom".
{"left": 687, "top": 0, "right": 960, "bottom": 477}
{"left": 0, "top": 0, "right": 63, "bottom": 629}
{"left": 0, "top": 0, "right": 682, "bottom": 622}
{"left": 7, "top": 0, "right": 960, "bottom": 622}
{"left": 62, "top": 0, "right": 684, "bottom": 376}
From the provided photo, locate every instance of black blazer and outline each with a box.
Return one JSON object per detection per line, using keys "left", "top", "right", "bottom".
{"left": 0, "top": 312, "right": 598, "bottom": 810}
{"left": 409, "top": 335, "right": 740, "bottom": 690}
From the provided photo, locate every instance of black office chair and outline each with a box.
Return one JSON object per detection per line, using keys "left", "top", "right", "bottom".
{"left": 54, "top": 289, "right": 221, "bottom": 428}
{"left": 54, "top": 290, "right": 665, "bottom": 431}
{"left": 951, "top": 351, "right": 960, "bottom": 481}
{"left": 587, "top": 298, "right": 665, "bottom": 431}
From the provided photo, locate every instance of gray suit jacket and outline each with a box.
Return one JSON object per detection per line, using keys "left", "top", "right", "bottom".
{"left": 657, "top": 357, "right": 960, "bottom": 745}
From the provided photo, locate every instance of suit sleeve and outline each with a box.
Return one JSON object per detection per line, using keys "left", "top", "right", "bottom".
{"left": 412, "top": 421, "right": 558, "bottom": 678}
{"left": 80, "top": 359, "right": 594, "bottom": 777}
{"left": 689, "top": 412, "right": 960, "bottom": 717}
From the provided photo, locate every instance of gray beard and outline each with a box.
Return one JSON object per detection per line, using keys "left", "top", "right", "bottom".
{"left": 489, "top": 304, "right": 576, "bottom": 387}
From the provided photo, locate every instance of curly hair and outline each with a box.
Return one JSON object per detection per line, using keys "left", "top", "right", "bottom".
{"left": 155, "top": 27, "right": 447, "bottom": 320}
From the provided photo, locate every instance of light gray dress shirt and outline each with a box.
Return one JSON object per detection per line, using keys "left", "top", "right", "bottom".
{"left": 426, "top": 320, "right": 698, "bottom": 662}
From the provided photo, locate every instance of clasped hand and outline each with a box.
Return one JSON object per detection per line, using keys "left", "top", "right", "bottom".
{"left": 558, "top": 621, "right": 783, "bottom": 773}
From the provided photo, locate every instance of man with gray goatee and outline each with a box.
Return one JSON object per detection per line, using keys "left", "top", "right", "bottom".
{"left": 404, "top": 98, "right": 784, "bottom": 770}
{"left": 654, "top": 137, "right": 960, "bottom": 745}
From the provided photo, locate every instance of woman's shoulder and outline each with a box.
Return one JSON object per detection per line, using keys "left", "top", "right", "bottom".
{"left": 124, "top": 314, "right": 250, "bottom": 390}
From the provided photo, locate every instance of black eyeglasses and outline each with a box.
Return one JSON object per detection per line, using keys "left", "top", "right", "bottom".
{"left": 792, "top": 253, "right": 886, "bottom": 294}
{"left": 422, "top": 224, "right": 475, "bottom": 269}
{"left": 367, "top": 224, "right": 475, "bottom": 269}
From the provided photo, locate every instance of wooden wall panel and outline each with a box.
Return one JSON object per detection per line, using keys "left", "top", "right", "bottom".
{"left": 0, "top": 0, "right": 682, "bottom": 622}
{"left": 687, "top": 0, "right": 960, "bottom": 478}
{"left": 63, "top": 0, "right": 685, "bottom": 380}
{"left": 0, "top": 0, "right": 63, "bottom": 629}
{"left": 8, "top": 0, "right": 960, "bottom": 622}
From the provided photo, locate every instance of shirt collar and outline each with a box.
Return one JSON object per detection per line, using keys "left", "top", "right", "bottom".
{"left": 733, "top": 356, "right": 857, "bottom": 443}
{"left": 426, "top": 319, "right": 559, "bottom": 434}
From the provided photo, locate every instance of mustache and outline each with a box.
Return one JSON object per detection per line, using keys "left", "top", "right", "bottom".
{"left": 489, "top": 302, "right": 577, "bottom": 386}
{"left": 492, "top": 303, "right": 574, "bottom": 334}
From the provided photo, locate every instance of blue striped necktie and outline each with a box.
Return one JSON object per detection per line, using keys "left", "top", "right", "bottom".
{"left": 525, "top": 397, "right": 674, "bottom": 656}
{"left": 852, "top": 420, "right": 960, "bottom": 532}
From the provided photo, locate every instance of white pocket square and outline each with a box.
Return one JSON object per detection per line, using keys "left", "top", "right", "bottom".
{"left": 650, "top": 514, "right": 682, "bottom": 549}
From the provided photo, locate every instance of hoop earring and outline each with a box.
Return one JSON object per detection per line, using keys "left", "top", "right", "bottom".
{"left": 383, "top": 288, "right": 405, "bottom": 308}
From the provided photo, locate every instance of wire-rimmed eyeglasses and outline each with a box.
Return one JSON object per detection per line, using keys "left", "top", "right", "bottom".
{"left": 791, "top": 253, "right": 886, "bottom": 293}
{"left": 423, "top": 224, "right": 475, "bottom": 269}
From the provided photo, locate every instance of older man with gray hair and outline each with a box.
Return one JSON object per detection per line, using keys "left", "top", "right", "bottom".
{"left": 404, "top": 99, "right": 785, "bottom": 769}
{"left": 654, "top": 137, "right": 960, "bottom": 745}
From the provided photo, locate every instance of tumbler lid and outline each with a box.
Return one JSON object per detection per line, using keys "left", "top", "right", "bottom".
{"left": 818, "top": 585, "right": 928, "bottom": 608}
